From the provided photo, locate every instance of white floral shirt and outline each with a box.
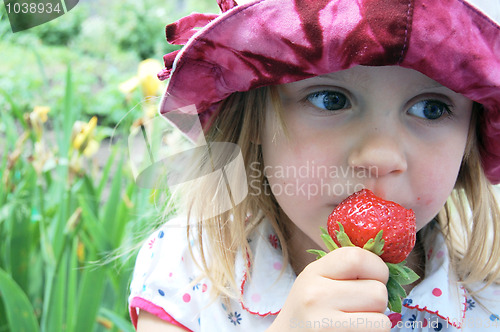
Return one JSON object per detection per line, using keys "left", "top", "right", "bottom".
{"left": 129, "top": 217, "right": 500, "bottom": 331}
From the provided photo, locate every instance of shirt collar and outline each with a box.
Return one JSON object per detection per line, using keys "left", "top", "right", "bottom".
{"left": 235, "top": 219, "right": 469, "bottom": 326}
{"left": 235, "top": 219, "right": 296, "bottom": 316}
{"left": 396, "top": 224, "right": 468, "bottom": 328}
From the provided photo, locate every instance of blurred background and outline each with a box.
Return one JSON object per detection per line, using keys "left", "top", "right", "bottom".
{"left": 0, "top": 0, "right": 219, "bottom": 331}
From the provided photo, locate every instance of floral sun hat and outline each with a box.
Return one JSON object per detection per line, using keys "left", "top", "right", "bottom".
{"left": 157, "top": 0, "right": 500, "bottom": 184}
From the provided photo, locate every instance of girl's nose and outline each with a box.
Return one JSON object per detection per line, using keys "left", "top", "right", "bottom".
{"left": 347, "top": 132, "right": 408, "bottom": 177}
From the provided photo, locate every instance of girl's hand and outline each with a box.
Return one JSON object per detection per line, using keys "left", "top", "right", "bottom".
{"left": 268, "top": 247, "right": 391, "bottom": 331}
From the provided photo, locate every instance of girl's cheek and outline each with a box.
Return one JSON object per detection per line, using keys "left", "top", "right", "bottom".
{"left": 413, "top": 162, "right": 458, "bottom": 230}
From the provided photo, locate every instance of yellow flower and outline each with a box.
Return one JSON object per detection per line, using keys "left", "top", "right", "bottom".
{"left": 119, "top": 59, "right": 164, "bottom": 99}
{"left": 27, "top": 106, "right": 50, "bottom": 139}
{"left": 33, "top": 106, "right": 50, "bottom": 123}
{"left": 83, "top": 139, "right": 99, "bottom": 157}
{"left": 119, "top": 76, "right": 140, "bottom": 95}
{"left": 72, "top": 116, "right": 99, "bottom": 156}
{"left": 138, "top": 59, "right": 163, "bottom": 98}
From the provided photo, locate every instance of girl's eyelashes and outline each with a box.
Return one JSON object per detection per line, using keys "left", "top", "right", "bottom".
{"left": 300, "top": 89, "right": 455, "bottom": 123}
{"left": 407, "top": 99, "right": 453, "bottom": 121}
{"left": 305, "top": 90, "right": 351, "bottom": 111}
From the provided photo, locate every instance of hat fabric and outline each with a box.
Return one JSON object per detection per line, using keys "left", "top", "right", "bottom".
{"left": 158, "top": 0, "right": 500, "bottom": 184}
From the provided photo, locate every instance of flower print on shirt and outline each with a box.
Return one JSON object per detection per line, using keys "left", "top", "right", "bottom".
{"left": 228, "top": 311, "right": 242, "bottom": 325}
{"left": 268, "top": 234, "right": 279, "bottom": 249}
{"left": 466, "top": 298, "right": 475, "bottom": 311}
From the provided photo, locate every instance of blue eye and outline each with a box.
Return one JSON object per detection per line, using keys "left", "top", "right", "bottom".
{"left": 307, "top": 91, "right": 350, "bottom": 111}
{"left": 408, "top": 100, "right": 451, "bottom": 120}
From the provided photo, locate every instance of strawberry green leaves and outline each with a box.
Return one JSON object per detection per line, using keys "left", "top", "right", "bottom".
{"left": 321, "top": 227, "right": 339, "bottom": 251}
{"left": 363, "top": 229, "right": 385, "bottom": 256}
{"left": 307, "top": 222, "right": 420, "bottom": 313}
{"left": 386, "top": 262, "right": 420, "bottom": 312}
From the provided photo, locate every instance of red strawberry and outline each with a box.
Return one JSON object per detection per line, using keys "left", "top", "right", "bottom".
{"left": 307, "top": 189, "right": 419, "bottom": 313}
{"left": 327, "top": 189, "right": 416, "bottom": 264}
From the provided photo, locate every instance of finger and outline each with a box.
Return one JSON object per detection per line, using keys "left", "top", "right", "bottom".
{"left": 294, "top": 275, "right": 387, "bottom": 314}
{"left": 329, "top": 279, "right": 388, "bottom": 313}
{"left": 309, "top": 246, "right": 389, "bottom": 283}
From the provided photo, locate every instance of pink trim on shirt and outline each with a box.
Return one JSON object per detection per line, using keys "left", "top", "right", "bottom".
{"left": 403, "top": 285, "right": 468, "bottom": 329}
{"left": 130, "top": 296, "right": 193, "bottom": 331}
{"left": 239, "top": 269, "right": 281, "bottom": 317}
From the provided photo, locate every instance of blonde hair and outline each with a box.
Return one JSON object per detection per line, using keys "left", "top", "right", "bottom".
{"left": 166, "top": 89, "right": 500, "bottom": 301}
{"left": 167, "top": 86, "right": 289, "bottom": 300}
{"left": 437, "top": 104, "right": 500, "bottom": 292}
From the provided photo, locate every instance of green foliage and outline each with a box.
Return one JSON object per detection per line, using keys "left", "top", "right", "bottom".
{"left": 107, "top": 0, "right": 179, "bottom": 60}
{"left": 0, "top": 1, "right": 224, "bottom": 330}
{"left": 105, "top": 0, "right": 220, "bottom": 59}
{"left": 31, "top": 5, "right": 87, "bottom": 45}
{"left": 0, "top": 65, "right": 161, "bottom": 332}
{"left": 0, "top": 4, "right": 12, "bottom": 37}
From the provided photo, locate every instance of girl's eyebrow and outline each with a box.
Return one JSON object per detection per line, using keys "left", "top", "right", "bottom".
{"left": 320, "top": 71, "right": 367, "bottom": 85}
{"left": 414, "top": 84, "right": 458, "bottom": 96}
{"left": 285, "top": 73, "right": 364, "bottom": 94}
{"left": 319, "top": 71, "right": 449, "bottom": 94}
{"left": 312, "top": 70, "right": 372, "bottom": 91}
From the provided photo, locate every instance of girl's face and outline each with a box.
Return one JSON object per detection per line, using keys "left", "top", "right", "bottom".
{"left": 260, "top": 66, "right": 472, "bottom": 250}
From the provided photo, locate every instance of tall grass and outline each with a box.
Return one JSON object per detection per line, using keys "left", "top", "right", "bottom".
{"left": 0, "top": 65, "right": 158, "bottom": 332}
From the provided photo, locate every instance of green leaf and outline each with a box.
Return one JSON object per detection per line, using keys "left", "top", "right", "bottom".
{"left": 306, "top": 249, "right": 327, "bottom": 259}
{"left": 112, "top": 182, "right": 136, "bottom": 246}
{"left": 0, "top": 268, "right": 40, "bottom": 332}
{"left": 97, "top": 148, "right": 118, "bottom": 198}
{"left": 335, "top": 222, "right": 354, "bottom": 247}
{"left": 72, "top": 261, "right": 107, "bottom": 332}
{"left": 42, "top": 246, "right": 69, "bottom": 332}
{"left": 320, "top": 234, "right": 339, "bottom": 251}
{"left": 402, "top": 266, "right": 420, "bottom": 284}
{"left": 386, "top": 275, "right": 407, "bottom": 313}
{"left": 387, "top": 262, "right": 408, "bottom": 281}
{"left": 102, "top": 157, "right": 124, "bottom": 247}
{"left": 65, "top": 237, "right": 79, "bottom": 331}
{"left": 78, "top": 196, "right": 110, "bottom": 252}
{"left": 60, "top": 65, "right": 76, "bottom": 158}
{"left": 387, "top": 290, "right": 402, "bottom": 313}
{"left": 363, "top": 230, "right": 385, "bottom": 256}
{"left": 0, "top": 87, "right": 25, "bottom": 127}
{"left": 99, "top": 307, "right": 135, "bottom": 332}
{"left": 387, "top": 262, "right": 420, "bottom": 285}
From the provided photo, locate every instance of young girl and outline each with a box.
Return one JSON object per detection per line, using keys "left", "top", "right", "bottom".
{"left": 129, "top": 0, "right": 500, "bottom": 331}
